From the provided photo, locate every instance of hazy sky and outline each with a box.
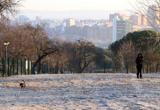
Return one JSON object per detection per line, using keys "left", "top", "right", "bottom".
{"left": 21, "top": 0, "right": 136, "bottom": 11}
{"left": 19, "top": 0, "right": 138, "bottom": 19}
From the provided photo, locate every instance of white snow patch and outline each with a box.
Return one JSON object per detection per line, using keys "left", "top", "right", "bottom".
{"left": 0, "top": 73, "right": 160, "bottom": 110}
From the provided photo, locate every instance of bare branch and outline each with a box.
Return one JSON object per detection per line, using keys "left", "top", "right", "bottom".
{"left": 0, "top": 0, "right": 22, "bottom": 19}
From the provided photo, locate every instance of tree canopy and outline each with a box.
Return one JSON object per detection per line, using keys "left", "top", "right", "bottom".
{"left": 110, "top": 30, "right": 160, "bottom": 73}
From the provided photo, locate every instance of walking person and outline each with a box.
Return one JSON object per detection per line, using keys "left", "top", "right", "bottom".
{"left": 136, "top": 53, "right": 143, "bottom": 79}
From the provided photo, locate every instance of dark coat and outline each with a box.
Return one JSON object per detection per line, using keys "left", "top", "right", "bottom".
{"left": 136, "top": 56, "right": 143, "bottom": 68}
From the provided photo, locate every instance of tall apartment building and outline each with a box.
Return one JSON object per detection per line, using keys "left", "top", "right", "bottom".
{"left": 112, "top": 15, "right": 132, "bottom": 42}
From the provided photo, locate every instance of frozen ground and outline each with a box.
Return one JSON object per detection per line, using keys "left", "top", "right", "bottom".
{"left": 0, "top": 73, "right": 160, "bottom": 110}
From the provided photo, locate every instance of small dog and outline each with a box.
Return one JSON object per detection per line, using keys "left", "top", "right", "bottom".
{"left": 19, "top": 80, "right": 26, "bottom": 89}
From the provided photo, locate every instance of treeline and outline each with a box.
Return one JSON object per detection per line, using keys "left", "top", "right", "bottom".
{"left": 1, "top": 22, "right": 160, "bottom": 75}
{"left": 0, "top": 22, "right": 113, "bottom": 76}
{"left": 110, "top": 30, "right": 160, "bottom": 73}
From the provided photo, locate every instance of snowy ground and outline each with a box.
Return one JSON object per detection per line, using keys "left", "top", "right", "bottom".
{"left": 0, "top": 73, "right": 160, "bottom": 110}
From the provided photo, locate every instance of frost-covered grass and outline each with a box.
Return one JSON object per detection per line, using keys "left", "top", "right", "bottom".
{"left": 0, "top": 73, "right": 160, "bottom": 110}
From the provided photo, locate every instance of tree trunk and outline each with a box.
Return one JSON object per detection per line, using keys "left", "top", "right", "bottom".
{"left": 156, "top": 63, "right": 159, "bottom": 73}
{"left": 32, "top": 56, "right": 43, "bottom": 74}
{"left": 31, "top": 49, "right": 58, "bottom": 74}
{"left": 55, "top": 62, "right": 59, "bottom": 74}
{"left": 147, "top": 64, "right": 149, "bottom": 73}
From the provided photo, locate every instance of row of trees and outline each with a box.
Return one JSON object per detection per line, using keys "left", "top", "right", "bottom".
{"left": 0, "top": 22, "right": 113, "bottom": 74}
{"left": 110, "top": 30, "right": 160, "bottom": 73}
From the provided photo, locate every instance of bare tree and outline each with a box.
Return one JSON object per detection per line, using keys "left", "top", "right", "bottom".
{"left": 0, "top": 0, "right": 21, "bottom": 18}
{"left": 67, "top": 40, "right": 96, "bottom": 73}
{"left": 27, "top": 24, "right": 59, "bottom": 74}
{"left": 135, "top": 0, "right": 160, "bottom": 31}
{"left": 119, "top": 41, "right": 136, "bottom": 73}
{"left": 0, "top": 23, "right": 59, "bottom": 74}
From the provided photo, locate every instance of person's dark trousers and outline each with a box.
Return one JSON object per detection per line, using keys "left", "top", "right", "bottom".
{"left": 137, "top": 70, "right": 142, "bottom": 79}
{"left": 137, "top": 65, "right": 142, "bottom": 79}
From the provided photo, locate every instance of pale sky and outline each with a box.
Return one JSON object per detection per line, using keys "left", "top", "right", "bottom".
{"left": 19, "top": 0, "right": 138, "bottom": 19}
{"left": 21, "top": 0, "right": 136, "bottom": 11}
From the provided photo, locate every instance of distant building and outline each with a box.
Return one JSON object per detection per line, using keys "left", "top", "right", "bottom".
{"left": 132, "top": 25, "right": 142, "bottom": 32}
{"left": 109, "top": 13, "right": 130, "bottom": 21}
{"left": 112, "top": 15, "right": 132, "bottom": 42}
{"left": 18, "top": 15, "right": 30, "bottom": 24}
{"left": 65, "top": 18, "right": 76, "bottom": 27}
{"left": 112, "top": 16, "right": 118, "bottom": 42}
{"left": 116, "top": 20, "right": 131, "bottom": 41}
{"left": 130, "top": 14, "right": 148, "bottom": 26}
{"left": 130, "top": 14, "right": 149, "bottom": 32}
{"left": 109, "top": 13, "right": 119, "bottom": 22}
{"left": 118, "top": 13, "right": 130, "bottom": 20}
